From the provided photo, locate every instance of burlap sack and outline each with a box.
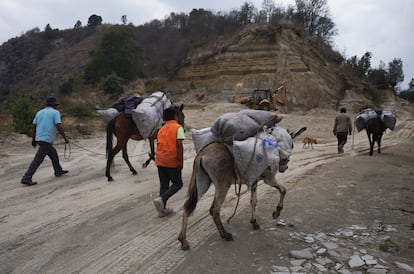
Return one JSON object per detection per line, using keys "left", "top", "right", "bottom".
{"left": 97, "top": 108, "right": 120, "bottom": 124}
{"left": 191, "top": 127, "right": 218, "bottom": 153}
{"left": 381, "top": 109, "right": 397, "bottom": 130}
{"left": 132, "top": 91, "right": 171, "bottom": 139}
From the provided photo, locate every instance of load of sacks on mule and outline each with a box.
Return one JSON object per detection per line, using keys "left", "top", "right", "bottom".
{"left": 192, "top": 109, "right": 292, "bottom": 187}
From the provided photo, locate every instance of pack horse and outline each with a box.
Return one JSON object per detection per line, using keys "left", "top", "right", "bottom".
{"left": 103, "top": 91, "right": 185, "bottom": 181}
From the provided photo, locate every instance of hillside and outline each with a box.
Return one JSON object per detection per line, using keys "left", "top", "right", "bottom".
{"left": 0, "top": 23, "right": 406, "bottom": 125}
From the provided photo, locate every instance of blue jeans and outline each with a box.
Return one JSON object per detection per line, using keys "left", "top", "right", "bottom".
{"left": 22, "top": 141, "right": 63, "bottom": 182}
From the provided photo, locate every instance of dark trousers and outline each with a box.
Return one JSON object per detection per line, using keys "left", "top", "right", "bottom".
{"left": 157, "top": 166, "right": 183, "bottom": 207}
{"left": 336, "top": 132, "right": 348, "bottom": 146}
{"left": 22, "top": 141, "right": 63, "bottom": 181}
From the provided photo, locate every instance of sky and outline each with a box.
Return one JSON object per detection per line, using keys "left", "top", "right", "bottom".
{"left": 0, "top": 0, "right": 413, "bottom": 90}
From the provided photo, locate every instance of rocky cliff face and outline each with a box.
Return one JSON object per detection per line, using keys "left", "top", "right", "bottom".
{"left": 1, "top": 24, "right": 399, "bottom": 111}
{"left": 161, "top": 24, "right": 379, "bottom": 110}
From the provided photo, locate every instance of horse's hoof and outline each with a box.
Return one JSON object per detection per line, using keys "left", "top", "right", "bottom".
{"left": 224, "top": 233, "right": 233, "bottom": 241}
{"left": 178, "top": 239, "right": 190, "bottom": 250}
{"left": 108, "top": 177, "right": 113, "bottom": 182}
{"left": 132, "top": 171, "right": 137, "bottom": 175}
{"left": 272, "top": 211, "right": 281, "bottom": 219}
{"left": 252, "top": 223, "right": 260, "bottom": 230}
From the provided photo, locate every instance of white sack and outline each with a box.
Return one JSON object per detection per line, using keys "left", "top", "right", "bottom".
{"left": 132, "top": 91, "right": 171, "bottom": 139}
{"left": 239, "top": 109, "right": 282, "bottom": 127}
{"left": 97, "top": 108, "right": 120, "bottom": 124}
{"left": 191, "top": 127, "right": 218, "bottom": 153}
{"left": 381, "top": 109, "right": 397, "bottom": 130}
{"left": 355, "top": 109, "right": 378, "bottom": 132}
{"left": 210, "top": 110, "right": 274, "bottom": 144}
{"left": 233, "top": 134, "right": 270, "bottom": 187}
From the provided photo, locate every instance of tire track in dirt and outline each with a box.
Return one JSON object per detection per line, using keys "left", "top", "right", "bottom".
{"left": 123, "top": 117, "right": 414, "bottom": 273}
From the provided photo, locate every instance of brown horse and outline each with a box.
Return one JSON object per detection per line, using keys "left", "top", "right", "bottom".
{"left": 105, "top": 104, "right": 185, "bottom": 181}
{"left": 178, "top": 126, "right": 305, "bottom": 250}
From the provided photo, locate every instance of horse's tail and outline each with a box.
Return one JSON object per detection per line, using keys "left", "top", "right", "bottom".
{"left": 183, "top": 154, "right": 203, "bottom": 216}
{"left": 106, "top": 118, "right": 116, "bottom": 158}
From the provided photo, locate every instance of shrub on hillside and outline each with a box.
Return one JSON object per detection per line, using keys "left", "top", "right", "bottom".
{"left": 12, "top": 95, "right": 39, "bottom": 134}
{"left": 67, "top": 102, "right": 94, "bottom": 117}
{"left": 101, "top": 73, "right": 124, "bottom": 95}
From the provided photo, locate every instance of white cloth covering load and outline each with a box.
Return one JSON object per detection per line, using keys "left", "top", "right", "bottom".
{"left": 355, "top": 108, "right": 397, "bottom": 132}
{"left": 97, "top": 108, "right": 120, "bottom": 124}
{"left": 232, "top": 126, "right": 292, "bottom": 187}
{"left": 131, "top": 91, "right": 171, "bottom": 139}
{"left": 210, "top": 109, "right": 281, "bottom": 144}
{"left": 191, "top": 127, "right": 217, "bottom": 153}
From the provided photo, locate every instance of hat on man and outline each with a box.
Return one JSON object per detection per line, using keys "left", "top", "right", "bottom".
{"left": 46, "top": 97, "right": 60, "bottom": 106}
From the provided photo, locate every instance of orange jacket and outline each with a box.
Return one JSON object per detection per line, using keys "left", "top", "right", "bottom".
{"left": 155, "top": 120, "right": 183, "bottom": 168}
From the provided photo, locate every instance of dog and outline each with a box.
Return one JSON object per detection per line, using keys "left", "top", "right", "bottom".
{"left": 302, "top": 137, "right": 317, "bottom": 149}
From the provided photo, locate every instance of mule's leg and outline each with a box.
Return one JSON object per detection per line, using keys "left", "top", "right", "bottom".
{"left": 377, "top": 133, "right": 383, "bottom": 154}
{"left": 264, "top": 175, "right": 287, "bottom": 219}
{"left": 210, "top": 183, "right": 233, "bottom": 241}
{"left": 121, "top": 143, "right": 137, "bottom": 175}
{"left": 368, "top": 132, "right": 374, "bottom": 156}
{"left": 178, "top": 210, "right": 191, "bottom": 250}
{"left": 250, "top": 182, "right": 260, "bottom": 230}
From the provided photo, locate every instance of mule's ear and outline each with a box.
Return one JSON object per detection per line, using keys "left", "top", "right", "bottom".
{"left": 180, "top": 104, "right": 184, "bottom": 111}
{"left": 291, "top": 127, "right": 307, "bottom": 139}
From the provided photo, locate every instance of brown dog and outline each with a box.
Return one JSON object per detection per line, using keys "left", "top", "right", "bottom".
{"left": 302, "top": 137, "right": 317, "bottom": 149}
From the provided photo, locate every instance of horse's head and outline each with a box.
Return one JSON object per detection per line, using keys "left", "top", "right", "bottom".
{"left": 173, "top": 104, "right": 185, "bottom": 130}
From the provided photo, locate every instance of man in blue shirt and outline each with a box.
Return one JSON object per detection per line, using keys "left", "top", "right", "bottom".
{"left": 21, "top": 97, "right": 70, "bottom": 186}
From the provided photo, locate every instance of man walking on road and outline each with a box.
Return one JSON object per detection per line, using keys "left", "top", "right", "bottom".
{"left": 153, "top": 107, "right": 185, "bottom": 217}
{"left": 333, "top": 107, "right": 353, "bottom": 154}
{"left": 20, "top": 97, "right": 69, "bottom": 186}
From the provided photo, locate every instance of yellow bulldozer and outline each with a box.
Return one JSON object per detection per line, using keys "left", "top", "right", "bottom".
{"left": 235, "top": 85, "right": 288, "bottom": 113}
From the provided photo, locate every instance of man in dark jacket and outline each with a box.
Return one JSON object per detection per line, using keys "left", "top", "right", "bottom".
{"left": 333, "top": 107, "right": 353, "bottom": 154}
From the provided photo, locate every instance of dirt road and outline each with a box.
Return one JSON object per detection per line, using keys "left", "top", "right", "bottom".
{"left": 0, "top": 103, "right": 413, "bottom": 273}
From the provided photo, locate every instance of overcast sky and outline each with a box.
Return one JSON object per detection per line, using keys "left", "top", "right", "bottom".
{"left": 1, "top": 0, "right": 413, "bottom": 90}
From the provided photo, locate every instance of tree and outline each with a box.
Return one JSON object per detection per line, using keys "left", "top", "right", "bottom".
{"left": 261, "top": 0, "right": 275, "bottom": 23}
{"left": 121, "top": 15, "right": 127, "bottom": 25}
{"left": 346, "top": 51, "right": 372, "bottom": 79}
{"left": 237, "top": 2, "right": 257, "bottom": 25}
{"left": 84, "top": 25, "right": 143, "bottom": 83}
{"left": 74, "top": 20, "right": 82, "bottom": 29}
{"left": 387, "top": 58, "right": 404, "bottom": 90}
{"left": 87, "top": 14, "right": 103, "bottom": 26}
{"left": 295, "top": 0, "right": 337, "bottom": 42}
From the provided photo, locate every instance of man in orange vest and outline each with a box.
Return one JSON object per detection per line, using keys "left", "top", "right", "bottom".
{"left": 153, "top": 107, "right": 185, "bottom": 217}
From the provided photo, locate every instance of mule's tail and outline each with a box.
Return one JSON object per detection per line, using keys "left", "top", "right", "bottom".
{"left": 183, "top": 154, "right": 204, "bottom": 216}
{"left": 106, "top": 118, "right": 116, "bottom": 158}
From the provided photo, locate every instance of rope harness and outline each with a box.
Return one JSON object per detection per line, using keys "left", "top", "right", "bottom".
{"left": 226, "top": 115, "right": 280, "bottom": 224}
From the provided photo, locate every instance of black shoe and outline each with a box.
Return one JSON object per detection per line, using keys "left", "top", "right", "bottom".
{"left": 21, "top": 180, "right": 38, "bottom": 186}
{"left": 55, "top": 170, "right": 69, "bottom": 177}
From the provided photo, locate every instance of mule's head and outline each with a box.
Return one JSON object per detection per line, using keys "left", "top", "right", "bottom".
{"left": 278, "top": 126, "right": 307, "bottom": 172}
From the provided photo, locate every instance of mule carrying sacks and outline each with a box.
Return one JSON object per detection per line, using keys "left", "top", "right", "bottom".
{"left": 131, "top": 91, "right": 171, "bottom": 139}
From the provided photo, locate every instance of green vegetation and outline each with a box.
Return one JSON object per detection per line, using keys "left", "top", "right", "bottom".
{"left": 379, "top": 238, "right": 400, "bottom": 254}
{"left": 84, "top": 25, "right": 143, "bottom": 84}
{"left": 12, "top": 94, "right": 40, "bottom": 134}
{"left": 101, "top": 73, "right": 124, "bottom": 95}
{"left": 67, "top": 102, "right": 94, "bottom": 118}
